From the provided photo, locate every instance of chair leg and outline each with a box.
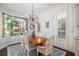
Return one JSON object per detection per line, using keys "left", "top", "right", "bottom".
{"left": 37, "top": 49, "right": 38, "bottom": 56}
{"left": 45, "top": 51, "right": 47, "bottom": 56}
{"left": 27, "top": 50, "right": 29, "bottom": 56}
{"left": 37, "top": 48, "right": 39, "bottom": 56}
{"left": 45, "top": 54, "right": 47, "bottom": 56}
{"left": 37, "top": 51, "right": 38, "bottom": 56}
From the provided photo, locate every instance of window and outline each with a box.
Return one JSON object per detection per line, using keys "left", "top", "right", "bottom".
{"left": 57, "top": 13, "right": 66, "bottom": 38}
{"left": 3, "top": 13, "right": 28, "bottom": 37}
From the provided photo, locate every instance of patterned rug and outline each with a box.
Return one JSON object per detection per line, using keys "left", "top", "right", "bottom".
{"left": 7, "top": 44, "right": 66, "bottom": 56}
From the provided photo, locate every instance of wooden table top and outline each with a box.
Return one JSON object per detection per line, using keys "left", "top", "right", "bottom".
{"left": 27, "top": 36, "right": 47, "bottom": 44}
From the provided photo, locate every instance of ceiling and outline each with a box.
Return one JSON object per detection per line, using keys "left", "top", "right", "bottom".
{"left": 0, "top": 3, "right": 59, "bottom": 16}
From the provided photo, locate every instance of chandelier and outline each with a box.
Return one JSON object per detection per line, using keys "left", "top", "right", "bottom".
{"left": 26, "top": 3, "right": 39, "bottom": 34}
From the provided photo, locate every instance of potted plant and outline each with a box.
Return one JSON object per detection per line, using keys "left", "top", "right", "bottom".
{"left": 32, "top": 31, "right": 36, "bottom": 38}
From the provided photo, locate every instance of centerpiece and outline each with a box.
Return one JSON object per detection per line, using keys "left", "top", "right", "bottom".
{"left": 32, "top": 31, "right": 36, "bottom": 38}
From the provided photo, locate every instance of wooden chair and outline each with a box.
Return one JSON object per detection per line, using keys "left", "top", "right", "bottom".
{"left": 21, "top": 35, "right": 37, "bottom": 56}
{"left": 37, "top": 36, "right": 54, "bottom": 56}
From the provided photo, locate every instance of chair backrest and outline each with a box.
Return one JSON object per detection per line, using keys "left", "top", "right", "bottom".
{"left": 19, "top": 35, "right": 29, "bottom": 50}
{"left": 45, "top": 36, "right": 54, "bottom": 47}
{"left": 9, "top": 36, "right": 21, "bottom": 45}
{"left": 36, "top": 32, "right": 47, "bottom": 38}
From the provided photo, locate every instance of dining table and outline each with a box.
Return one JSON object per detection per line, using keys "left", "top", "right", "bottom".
{"left": 27, "top": 36, "right": 47, "bottom": 45}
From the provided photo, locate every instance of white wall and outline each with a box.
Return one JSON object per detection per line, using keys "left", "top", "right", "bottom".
{"left": 37, "top": 9, "right": 54, "bottom": 38}
{"left": 76, "top": 5, "right": 79, "bottom": 35}
{"left": 39, "top": 4, "right": 76, "bottom": 52}
{"left": 0, "top": 11, "right": 3, "bottom": 38}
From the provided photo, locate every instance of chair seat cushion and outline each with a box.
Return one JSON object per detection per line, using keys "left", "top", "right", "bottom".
{"left": 29, "top": 43, "right": 37, "bottom": 50}
{"left": 37, "top": 46, "right": 53, "bottom": 55}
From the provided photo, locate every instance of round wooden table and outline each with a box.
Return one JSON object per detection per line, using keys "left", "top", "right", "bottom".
{"left": 27, "top": 36, "right": 47, "bottom": 44}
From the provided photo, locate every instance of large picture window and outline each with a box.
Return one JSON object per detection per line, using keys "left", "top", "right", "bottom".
{"left": 3, "top": 13, "right": 28, "bottom": 37}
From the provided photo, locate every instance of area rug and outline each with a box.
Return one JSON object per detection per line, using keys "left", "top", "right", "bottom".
{"left": 7, "top": 44, "right": 66, "bottom": 56}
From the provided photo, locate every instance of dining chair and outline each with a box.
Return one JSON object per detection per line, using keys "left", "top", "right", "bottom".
{"left": 37, "top": 36, "right": 54, "bottom": 56}
{"left": 20, "top": 35, "right": 37, "bottom": 56}
{"left": 36, "top": 32, "right": 48, "bottom": 39}
{"left": 6, "top": 35, "right": 34, "bottom": 56}
{"left": 7, "top": 36, "right": 24, "bottom": 56}
{"left": 7, "top": 43, "right": 26, "bottom": 56}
